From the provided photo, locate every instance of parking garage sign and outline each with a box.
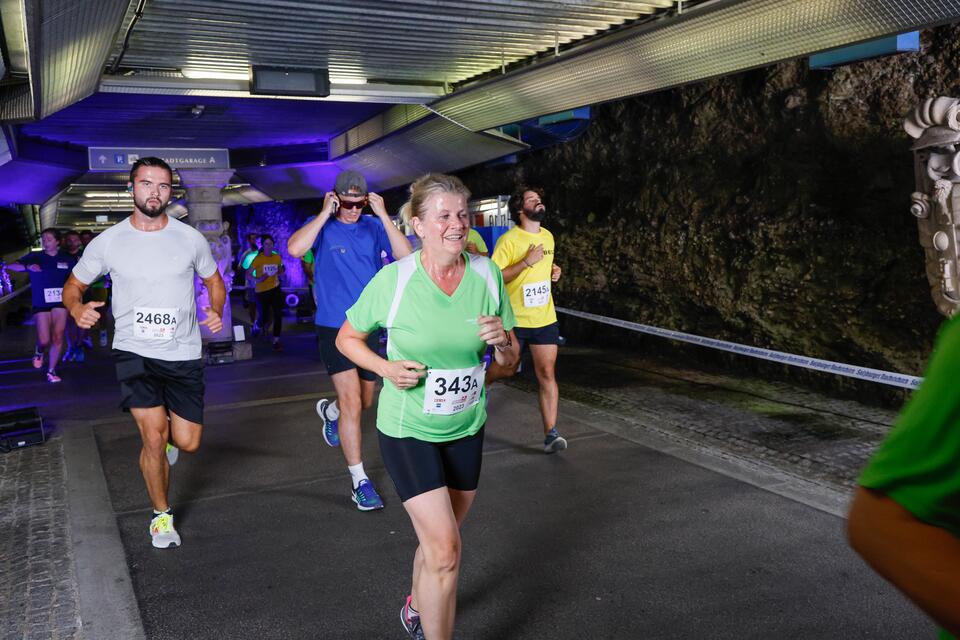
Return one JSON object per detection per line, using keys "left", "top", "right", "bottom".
{"left": 88, "top": 147, "right": 230, "bottom": 171}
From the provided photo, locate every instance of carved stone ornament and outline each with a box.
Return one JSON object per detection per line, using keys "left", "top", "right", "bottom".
{"left": 904, "top": 97, "right": 960, "bottom": 317}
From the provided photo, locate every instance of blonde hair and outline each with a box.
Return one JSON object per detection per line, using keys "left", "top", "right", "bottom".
{"left": 400, "top": 173, "right": 472, "bottom": 227}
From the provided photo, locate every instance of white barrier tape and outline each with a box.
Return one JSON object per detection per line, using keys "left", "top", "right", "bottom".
{"left": 556, "top": 307, "right": 922, "bottom": 390}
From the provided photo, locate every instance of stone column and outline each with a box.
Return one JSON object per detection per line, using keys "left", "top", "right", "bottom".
{"left": 177, "top": 168, "right": 236, "bottom": 342}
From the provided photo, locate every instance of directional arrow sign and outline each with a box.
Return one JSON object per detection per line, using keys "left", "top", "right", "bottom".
{"left": 88, "top": 147, "right": 231, "bottom": 171}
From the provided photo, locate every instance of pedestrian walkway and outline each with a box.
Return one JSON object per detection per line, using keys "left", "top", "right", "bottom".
{"left": 0, "top": 322, "right": 934, "bottom": 639}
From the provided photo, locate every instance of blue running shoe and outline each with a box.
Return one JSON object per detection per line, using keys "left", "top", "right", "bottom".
{"left": 352, "top": 478, "right": 384, "bottom": 511}
{"left": 316, "top": 398, "right": 340, "bottom": 447}
{"left": 401, "top": 595, "right": 425, "bottom": 640}
{"left": 543, "top": 428, "right": 568, "bottom": 454}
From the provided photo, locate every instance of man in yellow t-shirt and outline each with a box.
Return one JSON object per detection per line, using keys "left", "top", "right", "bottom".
{"left": 491, "top": 185, "right": 565, "bottom": 454}
{"left": 248, "top": 234, "right": 285, "bottom": 350}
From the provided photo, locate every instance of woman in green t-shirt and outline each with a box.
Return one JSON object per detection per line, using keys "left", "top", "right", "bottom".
{"left": 337, "top": 174, "right": 519, "bottom": 640}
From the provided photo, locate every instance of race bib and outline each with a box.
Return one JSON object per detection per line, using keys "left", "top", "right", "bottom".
{"left": 423, "top": 363, "right": 486, "bottom": 415}
{"left": 57, "top": 262, "right": 69, "bottom": 269}
{"left": 43, "top": 288, "right": 63, "bottom": 303}
{"left": 522, "top": 280, "right": 551, "bottom": 308}
{"left": 263, "top": 263, "right": 279, "bottom": 276}
{"left": 133, "top": 307, "right": 179, "bottom": 341}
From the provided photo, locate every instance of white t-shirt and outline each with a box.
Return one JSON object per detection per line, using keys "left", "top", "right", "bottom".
{"left": 72, "top": 216, "right": 218, "bottom": 361}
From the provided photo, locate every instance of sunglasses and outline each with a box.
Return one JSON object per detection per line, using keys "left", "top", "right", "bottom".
{"left": 338, "top": 197, "right": 367, "bottom": 210}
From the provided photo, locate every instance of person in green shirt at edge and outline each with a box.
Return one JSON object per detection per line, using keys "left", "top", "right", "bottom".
{"left": 848, "top": 314, "right": 960, "bottom": 640}
{"left": 238, "top": 232, "right": 260, "bottom": 334}
{"left": 465, "top": 228, "right": 488, "bottom": 257}
{"left": 337, "top": 174, "right": 519, "bottom": 640}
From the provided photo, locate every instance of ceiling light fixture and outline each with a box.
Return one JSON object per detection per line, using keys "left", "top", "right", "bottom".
{"left": 181, "top": 67, "right": 250, "bottom": 81}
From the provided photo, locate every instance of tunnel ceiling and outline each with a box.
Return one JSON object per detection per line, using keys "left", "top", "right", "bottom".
{"left": 5, "top": 0, "right": 960, "bottom": 213}
{"left": 103, "top": 0, "right": 677, "bottom": 86}
{"left": 17, "top": 92, "right": 387, "bottom": 149}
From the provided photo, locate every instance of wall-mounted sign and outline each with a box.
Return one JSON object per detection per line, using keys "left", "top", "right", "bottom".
{"left": 88, "top": 148, "right": 231, "bottom": 171}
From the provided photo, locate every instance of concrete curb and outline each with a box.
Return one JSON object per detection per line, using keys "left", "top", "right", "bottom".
{"left": 62, "top": 423, "right": 146, "bottom": 640}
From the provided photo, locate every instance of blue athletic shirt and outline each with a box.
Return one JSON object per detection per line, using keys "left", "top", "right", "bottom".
{"left": 310, "top": 215, "right": 391, "bottom": 328}
{"left": 18, "top": 251, "right": 77, "bottom": 308}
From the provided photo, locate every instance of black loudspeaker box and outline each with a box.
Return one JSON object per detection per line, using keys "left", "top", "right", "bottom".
{"left": 0, "top": 407, "right": 45, "bottom": 452}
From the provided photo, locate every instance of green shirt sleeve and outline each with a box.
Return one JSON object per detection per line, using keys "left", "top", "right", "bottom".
{"left": 468, "top": 229, "right": 488, "bottom": 254}
{"left": 859, "top": 314, "right": 960, "bottom": 537}
{"left": 346, "top": 264, "right": 397, "bottom": 333}
{"left": 241, "top": 249, "right": 259, "bottom": 270}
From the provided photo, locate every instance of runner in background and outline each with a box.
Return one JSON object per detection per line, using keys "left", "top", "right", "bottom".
{"left": 490, "top": 185, "right": 566, "bottom": 453}
{"left": 248, "top": 234, "right": 285, "bottom": 351}
{"left": 7, "top": 228, "right": 77, "bottom": 382}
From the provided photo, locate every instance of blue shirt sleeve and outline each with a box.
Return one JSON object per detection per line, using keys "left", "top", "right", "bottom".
{"left": 375, "top": 217, "right": 392, "bottom": 262}
{"left": 306, "top": 216, "right": 324, "bottom": 254}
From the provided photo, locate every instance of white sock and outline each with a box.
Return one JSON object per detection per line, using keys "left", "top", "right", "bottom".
{"left": 326, "top": 399, "right": 340, "bottom": 420}
{"left": 348, "top": 462, "right": 368, "bottom": 489}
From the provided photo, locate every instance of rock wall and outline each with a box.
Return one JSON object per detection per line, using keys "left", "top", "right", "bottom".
{"left": 458, "top": 26, "right": 960, "bottom": 402}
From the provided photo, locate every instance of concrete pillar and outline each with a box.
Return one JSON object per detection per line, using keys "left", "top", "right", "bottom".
{"left": 177, "top": 168, "right": 236, "bottom": 343}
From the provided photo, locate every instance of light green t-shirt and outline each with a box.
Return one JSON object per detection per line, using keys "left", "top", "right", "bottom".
{"left": 467, "top": 228, "right": 488, "bottom": 255}
{"left": 346, "top": 251, "right": 515, "bottom": 442}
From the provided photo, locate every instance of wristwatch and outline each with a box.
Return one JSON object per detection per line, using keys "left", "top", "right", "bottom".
{"left": 494, "top": 334, "right": 512, "bottom": 352}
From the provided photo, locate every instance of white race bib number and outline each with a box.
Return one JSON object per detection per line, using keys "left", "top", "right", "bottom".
{"left": 263, "top": 264, "right": 279, "bottom": 276}
{"left": 423, "top": 363, "right": 486, "bottom": 415}
{"left": 43, "top": 288, "right": 63, "bottom": 303}
{"left": 522, "top": 280, "right": 551, "bottom": 308}
{"left": 133, "top": 307, "right": 179, "bottom": 341}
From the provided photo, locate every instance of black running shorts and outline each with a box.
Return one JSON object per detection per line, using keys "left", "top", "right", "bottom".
{"left": 514, "top": 321, "right": 560, "bottom": 346}
{"left": 378, "top": 427, "right": 485, "bottom": 502}
{"left": 113, "top": 349, "right": 205, "bottom": 424}
{"left": 315, "top": 325, "right": 379, "bottom": 381}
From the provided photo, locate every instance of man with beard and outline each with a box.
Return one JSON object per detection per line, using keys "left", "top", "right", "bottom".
{"left": 491, "top": 185, "right": 566, "bottom": 453}
{"left": 63, "top": 157, "right": 225, "bottom": 549}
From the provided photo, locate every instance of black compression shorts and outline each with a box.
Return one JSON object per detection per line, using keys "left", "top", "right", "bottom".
{"left": 378, "top": 426, "right": 485, "bottom": 502}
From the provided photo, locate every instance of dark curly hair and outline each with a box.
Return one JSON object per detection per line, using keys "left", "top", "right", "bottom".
{"left": 508, "top": 185, "right": 545, "bottom": 224}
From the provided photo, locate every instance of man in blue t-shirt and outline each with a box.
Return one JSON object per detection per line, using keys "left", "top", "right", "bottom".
{"left": 7, "top": 228, "right": 77, "bottom": 382}
{"left": 288, "top": 170, "right": 412, "bottom": 510}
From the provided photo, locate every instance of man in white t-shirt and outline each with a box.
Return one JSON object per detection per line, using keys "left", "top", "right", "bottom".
{"left": 63, "top": 157, "right": 225, "bottom": 549}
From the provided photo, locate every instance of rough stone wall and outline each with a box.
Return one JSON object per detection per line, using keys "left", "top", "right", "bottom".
{"left": 459, "top": 25, "right": 960, "bottom": 399}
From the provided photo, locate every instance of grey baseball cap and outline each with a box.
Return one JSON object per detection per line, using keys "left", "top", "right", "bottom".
{"left": 334, "top": 170, "right": 368, "bottom": 196}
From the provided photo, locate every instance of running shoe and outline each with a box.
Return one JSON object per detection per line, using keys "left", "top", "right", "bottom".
{"left": 149, "top": 511, "right": 181, "bottom": 549}
{"left": 46, "top": 371, "right": 62, "bottom": 384}
{"left": 351, "top": 478, "right": 385, "bottom": 511}
{"left": 401, "top": 595, "right": 425, "bottom": 640}
{"left": 316, "top": 398, "right": 340, "bottom": 447}
{"left": 165, "top": 442, "right": 179, "bottom": 466}
{"left": 32, "top": 350, "right": 43, "bottom": 369}
{"left": 543, "top": 428, "right": 567, "bottom": 454}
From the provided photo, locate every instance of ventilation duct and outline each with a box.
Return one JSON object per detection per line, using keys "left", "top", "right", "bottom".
{"left": 431, "top": 0, "right": 960, "bottom": 132}
{"left": 332, "top": 117, "right": 526, "bottom": 193}
{"left": 0, "top": 0, "right": 129, "bottom": 122}
{"left": 240, "top": 118, "right": 526, "bottom": 200}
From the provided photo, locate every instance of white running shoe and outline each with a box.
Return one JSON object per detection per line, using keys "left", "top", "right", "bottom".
{"left": 165, "top": 442, "right": 179, "bottom": 466}
{"left": 149, "top": 512, "right": 181, "bottom": 549}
